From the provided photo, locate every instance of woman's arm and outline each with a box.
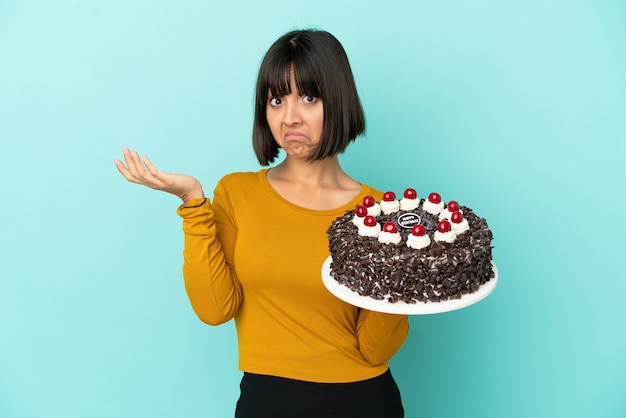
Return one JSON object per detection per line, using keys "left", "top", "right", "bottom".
{"left": 115, "top": 149, "right": 242, "bottom": 324}
{"left": 356, "top": 311, "right": 410, "bottom": 366}
{"left": 178, "top": 194, "right": 243, "bottom": 325}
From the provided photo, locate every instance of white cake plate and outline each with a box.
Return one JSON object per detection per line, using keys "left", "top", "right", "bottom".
{"left": 321, "top": 256, "right": 498, "bottom": 315}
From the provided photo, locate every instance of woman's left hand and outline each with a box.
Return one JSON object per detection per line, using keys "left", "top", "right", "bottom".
{"left": 114, "top": 148, "right": 204, "bottom": 204}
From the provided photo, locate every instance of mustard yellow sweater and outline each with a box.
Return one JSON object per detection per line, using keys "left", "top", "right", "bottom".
{"left": 177, "top": 169, "right": 409, "bottom": 383}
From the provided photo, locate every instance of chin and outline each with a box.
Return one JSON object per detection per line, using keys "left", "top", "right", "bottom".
{"left": 285, "top": 146, "right": 314, "bottom": 158}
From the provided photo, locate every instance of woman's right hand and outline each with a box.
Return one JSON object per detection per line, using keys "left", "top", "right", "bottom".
{"left": 114, "top": 148, "right": 204, "bottom": 205}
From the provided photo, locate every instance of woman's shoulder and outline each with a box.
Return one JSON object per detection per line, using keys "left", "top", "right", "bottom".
{"left": 219, "top": 169, "right": 267, "bottom": 186}
{"left": 358, "top": 182, "right": 383, "bottom": 200}
{"left": 215, "top": 170, "right": 270, "bottom": 199}
{"left": 213, "top": 170, "right": 272, "bottom": 209}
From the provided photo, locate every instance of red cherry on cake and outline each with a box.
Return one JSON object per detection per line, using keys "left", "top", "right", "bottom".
{"left": 355, "top": 205, "right": 368, "bottom": 218}
{"left": 428, "top": 192, "right": 442, "bottom": 204}
{"left": 404, "top": 188, "right": 417, "bottom": 199}
{"left": 411, "top": 224, "right": 426, "bottom": 236}
{"left": 363, "top": 196, "right": 375, "bottom": 207}
{"left": 451, "top": 211, "right": 464, "bottom": 224}
{"left": 447, "top": 201, "right": 459, "bottom": 212}
{"left": 364, "top": 216, "right": 377, "bottom": 227}
{"left": 437, "top": 220, "right": 451, "bottom": 233}
{"left": 383, "top": 191, "right": 396, "bottom": 201}
{"left": 383, "top": 222, "right": 398, "bottom": 233}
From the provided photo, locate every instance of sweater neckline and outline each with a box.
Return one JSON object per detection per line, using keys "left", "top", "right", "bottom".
{"left": 257, "top": 169, "right": 370, "bottom": 216}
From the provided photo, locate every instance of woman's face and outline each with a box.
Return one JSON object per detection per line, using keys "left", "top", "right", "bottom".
{"left": 266, "top": 77, "right": 324, "bottom": 160}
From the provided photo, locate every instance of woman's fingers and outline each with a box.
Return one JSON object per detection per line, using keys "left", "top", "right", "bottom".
{"left": 124, "top": 149, "right": 149, "bottom": 178}
{"left": 114, "top": 156, "right": 140, "bottom": 183}
{"left": 142, "top": 155, "right": 160, "bottom": 177}
{"left": 115, "top": 149, "right": 146, "bottom": 184}
{"left": 140, "top": 156, "right": 173, "bottom": 191}
{"left": 115, "top": 148, "right": 205, "bottom": 204}
{"left": 117, "top": 149, "right": 161, "bottom": 186}
{"left": 114, "top": 149, "right": 200, "bottom": 200}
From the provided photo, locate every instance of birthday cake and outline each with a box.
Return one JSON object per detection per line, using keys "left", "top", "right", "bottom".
{"left": 326, "top": 189, "right": 494, "bottom": 303}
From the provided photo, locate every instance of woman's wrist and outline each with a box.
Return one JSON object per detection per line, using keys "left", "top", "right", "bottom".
{"left": 183, "top": 197, "right": 207, "bottom": 208}
{"left": 180, "top": 181, "right": 205, "bottom": 206}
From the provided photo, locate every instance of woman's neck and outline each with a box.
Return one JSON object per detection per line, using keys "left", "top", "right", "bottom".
{"left": 266, "top": 156, "right": 362, "bottom": 210}
{"left": 269, "top": 156, "right": 344, "bottom": 185}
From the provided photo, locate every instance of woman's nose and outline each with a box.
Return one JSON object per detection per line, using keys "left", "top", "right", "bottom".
{"left": 283, "top": 100, "right": 302, "bottom": 125}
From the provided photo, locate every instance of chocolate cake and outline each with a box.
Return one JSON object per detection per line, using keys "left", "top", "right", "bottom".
{"left": 326, "top": 189, "right": 494, "bottom": 304}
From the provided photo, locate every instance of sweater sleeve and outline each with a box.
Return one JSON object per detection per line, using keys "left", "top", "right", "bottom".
{"left": 177, "top": 183, "right": 242, "bottom": 325}
{"left": 356, "top": 310, "right": 409, "bottom": 366}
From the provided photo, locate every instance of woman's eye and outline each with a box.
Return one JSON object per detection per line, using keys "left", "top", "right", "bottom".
{"left": 269, "top": 97, "right": 281, "bottom": 106}
{"left": 303, "top": 95, "right": 318, "bottom": 104}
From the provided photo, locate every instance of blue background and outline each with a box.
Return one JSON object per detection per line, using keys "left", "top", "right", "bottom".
{"left": 1, "top": 1, "right": 625, "bottom": 417}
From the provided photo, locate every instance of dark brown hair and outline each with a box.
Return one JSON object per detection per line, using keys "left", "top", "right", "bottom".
{"left": 252, "top": 29, "right": 366, "bottom": 165}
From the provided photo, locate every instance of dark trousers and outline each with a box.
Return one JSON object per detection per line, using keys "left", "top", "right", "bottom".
{"left": 234, "top": 369, "right": 404, "bottom": 418}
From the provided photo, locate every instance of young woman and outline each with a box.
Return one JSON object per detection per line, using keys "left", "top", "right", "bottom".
{"left": 115, "top": 29, "right": 409, "bottom": 418}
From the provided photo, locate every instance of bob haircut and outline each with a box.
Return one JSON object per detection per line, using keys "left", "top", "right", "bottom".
{"left": 253, "top": 29, "right": 366, "bottom": 166}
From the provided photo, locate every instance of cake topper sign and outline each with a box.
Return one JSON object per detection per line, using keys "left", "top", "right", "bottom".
{"left": 397, "top": 213, "right": 421, "bottom": 229}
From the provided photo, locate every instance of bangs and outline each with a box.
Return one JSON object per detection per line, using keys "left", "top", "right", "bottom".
{"left": 262, "top": 55, "right": 322, "bottom": 101}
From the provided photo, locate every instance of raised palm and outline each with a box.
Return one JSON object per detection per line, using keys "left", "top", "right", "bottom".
{"left": 114, "top": 148, "right": 204, "bottom": 204}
